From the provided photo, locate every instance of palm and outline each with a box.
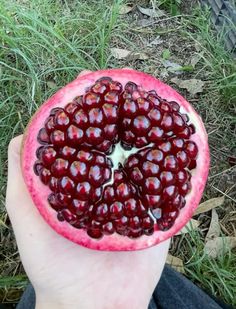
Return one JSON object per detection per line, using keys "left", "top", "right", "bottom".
{"left": 7, "top": 136, "right": 169, "bottom": 308}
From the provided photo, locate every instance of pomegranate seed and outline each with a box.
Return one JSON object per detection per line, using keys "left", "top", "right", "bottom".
{"left": 185, "top": 141, "right": 198, "bottom": 159}
{"left": 179, "top": 182, "right": 191, "bottom": 196}
{"left": 103, "top": 186, "right": 115, "bottom": 202}
{"left": 73, "top": 109, "right": 88, "bottom": 128}
{"left": 173, "top": 113, "right": 185, "bottom": 130}
{"left": 49, "top": 177, "right": 59, "bottom": 191}
{"left": 51, "top": 158, "right": 69, "bottom": 177}
{"left": 116, "top": 183, "right": 131, "bottom": 201}
{"left": 48, "top": 193, "right": 62, "bottom": 210}
{"left": 163, "top": 155, "right": 178, "bottom": 172}
{"left": 125, "top": 198, "right": 138, "bottom": 217}
{"left": 176, "top": 150, "right": 190, "bottom": 168}
{"left": 169, "top": 101, "right": 180, "bottom": 111}
{"left": 102, "top": 222, "right": 115, "bottom": 235}
{"left": 136, "top": 98, "right": 151, "bottom": 113}
{"left": 39, "top": 168, "right": 51, "bottom": 184}
{"left": 60, "top": 146, "right": 77, "bottom": 160}
{"left": 102, "top": 104, "right": 118, "bottom": 123}
{"left": 44, "top": 116, "right": 55, "bottom": 132}
{"left": 104, "top": 91, "right": 119, "bottom": 104}
{"left": 148, "top": 127, "right": 164, "bottom": 142}
{"left": 89, "top": 165, "right": 105, "bottom": 186}
{"left": 125, "top": 81, "right": 138, "bottom": 92}
{"left": 69, "top": 199, "right": 89, "bottom": 216}
{"left": 148, "top": 108, "right": 162, "bottom": 124}
{"left": 160, "top": 113, "right": 173, "bottom": 131}
{"left": 91, "top": 82, "right": 107, "bottom": 94}
{"left": 77, "top": 150, "right": 93, "bottom": 162}
{"left": 56, "top": 193, "right": 72, "bottom": 207}
{"left": 88, "top": 108, "right": 104, "bottom": 126}
{"left": 95, "top": 203, "right": 109, "bottom": 221}
{"left": 144, "top": 177, "right": 162, "bottom": 194}
{"left": 41, "top": 147, "right": 57, "bottom": 166}
{"left": 50, "top": 130, "right": 65, "bottom": 146}
{"left": 84, "top": 92, "right": 100, "bottom": 108}
{"left": 176, "top": 170, "right": 188, "bottom": 184}
{"left": 160, "top": 171, "right": 175, "bottom": 186}
{"left": 146, "top": 149, "right": 164, "bottom": 164}
{"left": 110, "top": 202, "right": 124, "bottom": 219}
{"left": 85, "top": 127, "right": 103, "bottom": 144}
{"left": 54, "top": 110, "right": 70, "bottom": 129}
{"left": 160, "top": 101, "right": 171, "bottom": 112}
{"left": 144, "top": 195, "right": 162, "bottom": 208}
{"left": 142, "top": 161, "right": 159, "bottom": 176}
{"left": 76, "top": 182, "right": 92, "bottom": 200}
{"left": 177, "top": 126, "right": 191, "bottom": 139}
{"left": 38, "top": 128, "right": 50, "bottom": 144}
{"left": 162, "top": 185, "right": 178, "bottom": 200}
{"left": 64, "top": 102, "right": 79, "bottom": 115}
{"left": 120, "top": 100, "right": 137, "bottom": 116}
{"left": 147, "top": 94, "right": 160, "bottom": 105}
{"left": 70, "top": 161, "right": 88, "bottom": 181}
{"left": 59, "top": 176, "right": 75, "bottom": 194}
{"left": 132, "top": 115, "right": 151, "bottom": 135}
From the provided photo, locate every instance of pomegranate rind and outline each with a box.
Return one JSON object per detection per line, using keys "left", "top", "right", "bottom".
{"left": 21, "top": 69, "right": 210, "bottom": 251}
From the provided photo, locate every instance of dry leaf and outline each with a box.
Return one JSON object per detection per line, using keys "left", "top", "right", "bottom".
{"left": 175, "top": 219, "right": 200, "bottom": 235}
{"left": 190, "top": 51, "right": 204, "bottom": 67}
{"left": 171, "top": 77, "right": 205, "bottom": 95}
{"left": 167, "top": 254, "right": 185, "bottom": 273}
{"left": 137, "top": 5, "right": 165, "bottom": 18}
{"left": 163, "top": 60, "right": 183, "bottom": 74}
{"left": 205, "top": 209, "right": 221, "bottom": 242}
{"left": 119, "top": 5, "right": 133, "bottom": 15}
{"left": 110, "top": 48, "right": 148, "bottom": 60}
{"left": 204, "top": 237, "right": 236, "bottom": 258}
{"left": 194, "top": 196, "right": 225, "bottom": 215}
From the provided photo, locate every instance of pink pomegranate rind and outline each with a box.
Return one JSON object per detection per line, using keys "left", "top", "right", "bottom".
{"left": 21, "top": 69, "right": 210, "bottom": 251}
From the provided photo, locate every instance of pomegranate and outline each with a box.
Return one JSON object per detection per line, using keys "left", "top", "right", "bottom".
{"left": 21, "top": 69, "right": 209, "bottom": 251}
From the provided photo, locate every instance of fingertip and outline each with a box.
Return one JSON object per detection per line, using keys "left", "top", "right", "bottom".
{"left": 8, "top": 135, "right": 23, "bottom": 156}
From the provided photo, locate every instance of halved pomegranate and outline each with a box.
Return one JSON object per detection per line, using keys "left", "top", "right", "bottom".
{"left": 21, "top": 69, "right": 209, "bottom": 251}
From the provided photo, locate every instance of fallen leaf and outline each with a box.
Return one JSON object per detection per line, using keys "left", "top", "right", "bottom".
{"left": 190, "top": 51, "right": 204, "bottom": 67}
{"left": 137, "top": 5, "right": 165, "bottom": 18}
{"left": 163, "top": 60, "right": 183, "bottom": 74}
{"left": 205, "top": 209, "right": 221, "bottom": 242}
{"left": 204, "top": 237, "right": 236, "bottom": 258}
{"left": 110, "top": 48, "right": 148, "bottom": 60}
{"left": 147, "top": 35, "right": 163, "bottom": 46}
{"left": 171, "top": 77, "right": 205, "bottom": 95}
{"left": 119, "top": 4, "right": 133, "bottom": 15}
{"left": 175, "top": 219, "right": 200, "bottom": 235}
{"left": 47, "top": 81, "right": 57, "bottom": 89}
{"left": 167, "top": 254, "right": 185, "bottom": 273}
{"left": 194, "top": 196, "right": 225, "bottom": 215}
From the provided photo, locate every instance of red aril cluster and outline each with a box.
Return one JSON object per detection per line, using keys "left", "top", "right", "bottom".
{"left": 33, "top": 75, "right": 200, "bottom": 240}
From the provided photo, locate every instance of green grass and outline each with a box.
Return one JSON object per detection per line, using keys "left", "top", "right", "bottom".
{"left": 0, "top": 0, "right": 235, "bottom": 306}
{"left": 176, "top": 230, "right": 236, "bottom": 306}
{"left": 183, "top": 6, "right": 236, "bottom": 106}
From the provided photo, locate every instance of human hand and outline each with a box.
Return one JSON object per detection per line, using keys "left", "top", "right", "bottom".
{"left": 6, "top": 72, "right": 170, "bottom": 309}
